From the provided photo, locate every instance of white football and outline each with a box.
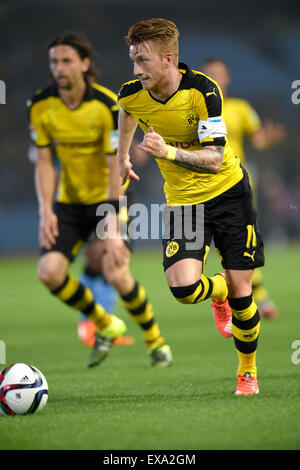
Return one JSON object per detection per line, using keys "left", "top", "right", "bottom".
{"left": 0, "top": 363, "right": 48, "bottom": 416}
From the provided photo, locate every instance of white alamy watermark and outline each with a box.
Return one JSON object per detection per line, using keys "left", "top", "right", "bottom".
{"left": 291, "top": 80, "right": 300, "bottom": 105}
{"left": 291, "top": 340, "right": 300, "bottom": 365}
{"left": 96, "top": 197, "right": 204, "bottom": 251}
{"left": 0, "top": 340, "right": 6, "bottom": 364}
{"left": 0, "top": 80, "right": 6, "bottom": 104}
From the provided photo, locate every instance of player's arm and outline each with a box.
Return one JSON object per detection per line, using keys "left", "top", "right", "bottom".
{"left": 241, "top": 101, "right": 285, "bottom": 151}
{"left": 35, "top": 146, "right": 59, "bottom": 249}
{"left": 28, "top": 95, "right": 58, "bottom": 248}
{"left": 138, "top": 127, "right": 224, "bottom": 174}
{"left": 250, "top": 120, "right": 286, "bottom": 150}
{"left": 138, "top": 77, "right": 226, "bottom": 174}
{"left": 168, "top": 144, "right": 223, "bottom": 174}
{"left": 117, "top": 108, "right": 140, "bottom": 184}
{"left": 103, "top": 154, "right": 130, "bottom": 267}
{"left": 106, "top": 154, "right": 123, "bottom": 200}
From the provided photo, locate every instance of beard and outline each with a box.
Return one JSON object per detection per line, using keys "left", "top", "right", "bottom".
{"left": 56, "top": 76, "right": 73, "bottom": 90}
{"left": 50, "top": 72, "right": 73, "bottom": 90}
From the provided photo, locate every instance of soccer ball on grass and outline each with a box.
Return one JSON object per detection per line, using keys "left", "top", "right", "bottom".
{"left": 0, "top": 363, "right": 48, "bottom": 416}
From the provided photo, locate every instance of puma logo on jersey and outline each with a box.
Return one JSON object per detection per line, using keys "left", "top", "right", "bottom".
{"left": 206, "top": 87, "right": 217, "bottom": 97}
{"left": 139, "top": 118, "right": 150, "bottom": 128}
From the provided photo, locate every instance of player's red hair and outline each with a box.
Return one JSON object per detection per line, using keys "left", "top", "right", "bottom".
{"left": 125, "top": 18, "right": 179, "bottom": 66}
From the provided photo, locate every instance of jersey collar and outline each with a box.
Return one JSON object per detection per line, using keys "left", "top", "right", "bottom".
{"left": 147, "top": 62, "right": 192, "bottom": 105}
{"left": 178, "top": 62, "right": 195, "bottom": 86}
{"left": 51, "top": 79, "right": 95, "bottom": 104}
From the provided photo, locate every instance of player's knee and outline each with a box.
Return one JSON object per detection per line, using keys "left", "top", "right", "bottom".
{"left": 37, "top": 261, "right": 65, "bottom": 290}
{"left": 104, "top": 268, "right": 122, "bottom": 289}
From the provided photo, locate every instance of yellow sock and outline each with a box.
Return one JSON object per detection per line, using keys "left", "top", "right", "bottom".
{"left": 170, "top": 273, "right": 227, "bottom": 304}
{"left": 229, "top": 295, "right": 260, "bottom": 378}
{"left": 51, "top": 274, "right": 112, "bottom": 331}
{"left": 236, "top": 351, "right": 257, "bottom": 377}
{"left": 121, "top": 281, "right": 165, "bottom": 347}
{"left": 210, "top": 274, "right": 228, "bottom": 302}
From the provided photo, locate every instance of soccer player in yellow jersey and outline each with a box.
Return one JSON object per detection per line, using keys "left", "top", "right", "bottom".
{"left": 28, "top": 32, "right": 172, "bottom": 367}
{"left": 117, "top": 18, "right": 264, "bottom": 395}
{"left": 201, "top": 57, "right": 285, "bottom": 319}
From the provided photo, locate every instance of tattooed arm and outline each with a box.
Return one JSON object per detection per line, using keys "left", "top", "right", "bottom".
{"left": 138, "top": 127, "right": 224, "bottom": 174}
{"left": 172, "top": 146, "right": 224, "bottom": 174}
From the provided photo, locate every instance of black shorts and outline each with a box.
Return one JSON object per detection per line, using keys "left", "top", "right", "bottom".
{"left": 162, "top": 168, "right": 264, "bottom": 271}
{"left": 40, "top": 199, "right": 133, "bottom": 262}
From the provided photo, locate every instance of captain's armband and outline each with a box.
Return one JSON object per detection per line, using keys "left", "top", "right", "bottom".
{"left": 198, "top": 116, "right": 227, "bottom": 142}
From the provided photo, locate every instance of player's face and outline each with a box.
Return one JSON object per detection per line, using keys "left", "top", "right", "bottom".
{"left": 202, "top": 62, "right": 231, "bottom": 94}
{"left": 49, "top": 45, "right": 89, "bottom": 89}
{"left": 130, "top": 41, "right": 169, "bottom": 92}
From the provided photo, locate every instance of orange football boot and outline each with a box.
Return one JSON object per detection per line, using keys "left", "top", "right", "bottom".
{"left": 235, "top": 373, "right": 259, "bottom": 396}
{"left": 211, "top": 299, "right": 233, "bottom": 338}
{"left": 77, "top": 319, "right": 135, "bottom": 347}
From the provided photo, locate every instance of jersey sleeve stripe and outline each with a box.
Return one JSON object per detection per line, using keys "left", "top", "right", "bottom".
{"left": 118, "top": 80, "right": 143, "bottom": 100}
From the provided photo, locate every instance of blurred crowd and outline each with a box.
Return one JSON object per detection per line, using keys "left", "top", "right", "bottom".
{"left": 0, "top": 1, "right": 299, "bottom": 253}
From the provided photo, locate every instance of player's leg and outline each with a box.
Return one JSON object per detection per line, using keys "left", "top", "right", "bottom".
{"left": 77, "top": 240, "right": 118, "bottom": 347}
{"left": 78, "top": 240, "right": 134, "bottom": 347}
{"left": 165, "top": 252, "right": 231, "bottom": 332}
{"left": 225, "top": 269, "right": 260, "bottom": 395}
{"left": 37, "top": 251, "right": 124, "bottom": 336}
{"left": 162, "top": 204, "right": 231, "bottom": 337}
{"left": 83, "top": 240, "right": 118, "bottom": 313}
{"left": 37, "top": 202, "right": 126, "bottom": 366}
{"left": 166, "top": 257, "right": 227, "bottom": 302}
{"left": 213, "top": 168, "right": 264, "bottom": 395}
{"left": 101, "top": 243, "right": 172, "bottom": 366}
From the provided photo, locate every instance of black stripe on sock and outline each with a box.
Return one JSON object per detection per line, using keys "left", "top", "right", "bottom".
{"left": 129, "top": 300, "right": 148, "bottom": 316}
{"left": 65, "top": 284, "right": 85, "bottom": 306}
{"left": 121, "top": 281, "right": 139, "bottom": 302}
{"left": 51, "top": 275, "right": 69, "bottom": 295}
{"left": 204, "top": 277, "right": 214, "bottom": 300}
{"left": 232, "top": 309, "right": 260, "bottom": 331}
{"left": 228, "top": 295, "right": 253, "bottom": 311}
{"left": 234, "top": 337, "right": 258, "bottom": 354}
{"left": 170, "top": 280, "right": 201, "bottom": 299}
{"left": 193, "top": 277, "right": 213, "bottom": 303}
{"left": 140, "top": 318, "right": 154, "bottom": 330}
{"left": 82, "top": 301, "right": 96, "bottom": 316}
{"left": 193, "top": 280, "right": 205, "bottom": 303}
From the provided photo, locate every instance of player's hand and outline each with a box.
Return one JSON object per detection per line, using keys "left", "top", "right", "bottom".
{"left": 138, "top": 126, "right": 168, "bottom": 159}
{"left": 39, "top": 208, "right": 59, "bottom": 249}
{"left": 118, "top": 157, "right": 140, "bottom": 185}
{"left": 263, "top": 119, "right": 286, "bottom": 144}
{"left": 103, "top": 235, "right": 130, "bottom": 269}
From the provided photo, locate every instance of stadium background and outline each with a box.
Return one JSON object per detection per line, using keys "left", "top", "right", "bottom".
{"left": 0, "top": 0, "right": 299, "bottom": 255}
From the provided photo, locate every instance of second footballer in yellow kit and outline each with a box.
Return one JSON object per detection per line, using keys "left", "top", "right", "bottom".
{"left": 29, "top": 32, "right": 172, "bottom": 367}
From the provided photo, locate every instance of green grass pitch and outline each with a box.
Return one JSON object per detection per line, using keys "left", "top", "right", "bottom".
{"left": 0, "top": 244, "right": 300, "bottom": 450}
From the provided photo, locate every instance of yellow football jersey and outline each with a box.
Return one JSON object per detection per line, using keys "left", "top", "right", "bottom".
{"left": 28, "top": 82, "right": 119, "bottom": 204}
{"left": 118, "top": 63, "right": 243, "bottom": 206}
{"left": 223, "top": 97, "right": 261, "bottom": 165}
